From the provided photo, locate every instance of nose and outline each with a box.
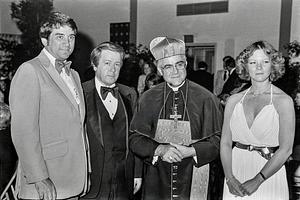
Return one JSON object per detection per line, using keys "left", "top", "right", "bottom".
{"left": 109, "top": 65, "right": 117, "bottom": 72}
{"left": 62, "top": 37, "right": 71, "bottom": 47}
{"left": 256, "top": 62, "right": 262, "bottom": 69}
{"left": 172, "top": 65, "right": 179, "bottom": 73}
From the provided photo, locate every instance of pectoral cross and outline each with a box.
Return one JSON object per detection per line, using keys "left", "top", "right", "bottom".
{"left": 170, "top": 104, "right": 182, "bottom": 129}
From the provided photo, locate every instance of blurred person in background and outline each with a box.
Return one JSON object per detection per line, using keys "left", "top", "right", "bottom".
{"left": 144, "top": 72, "right": 164, "bottom": 92}
{"left": 0, "top": 102, "right": 17, "bottom": 193}
{"left": 284, "top": 40, "right": 300, "bottom": 200}
{"left": 137, "top": 61, "right": 156, "bottom": 96}
{"left": 218, "top": 56, "right": 250, "bottom": 105}
{"left": 189, "top": 61, "right": 213, "bottom": 92}
{"left": 214, "top": 56, "right": 231, "bottom": 96}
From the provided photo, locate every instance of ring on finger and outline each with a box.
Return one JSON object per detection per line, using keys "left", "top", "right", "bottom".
{"left": 169, "top": 156, "right": 173, "bottom": 160}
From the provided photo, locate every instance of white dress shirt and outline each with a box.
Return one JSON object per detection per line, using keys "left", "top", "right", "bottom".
{"left": 43, "top": 48, "right": 80, "bottom": 104}
{"left": 95, "top": 78, "right": 118, "bottom": 119}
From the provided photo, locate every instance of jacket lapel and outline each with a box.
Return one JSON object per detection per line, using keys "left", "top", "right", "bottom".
{"left": 38, "top": 51, "right": 79, "bottom": 111}
{"left": 71, "top": 70, "right": 85, "bottom": 122}
{"left": 85, "top": 80, "right": 104, "bottom": 146}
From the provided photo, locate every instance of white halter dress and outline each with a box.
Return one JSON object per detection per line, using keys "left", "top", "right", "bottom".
{"left": 223, "top": 85, "right": 289, "bottom": 200}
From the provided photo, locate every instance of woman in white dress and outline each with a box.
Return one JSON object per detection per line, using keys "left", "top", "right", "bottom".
{"left": 221, "top": 41, "right": 295, "bottom": 199}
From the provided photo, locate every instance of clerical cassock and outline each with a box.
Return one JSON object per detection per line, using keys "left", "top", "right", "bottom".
{"left": 129, "top": 80, "right": 223, "bottom": 200}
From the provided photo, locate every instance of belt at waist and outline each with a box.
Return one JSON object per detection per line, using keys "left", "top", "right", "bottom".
{"left": 233, "top": 142, "right": 279, "bottom": 160}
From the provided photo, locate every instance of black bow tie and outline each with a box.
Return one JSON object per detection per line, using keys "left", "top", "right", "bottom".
{"left": 100, "top": 86, "right": 118, "bottom": 100}
{"left": 55, "top": 60, "right": 71, "bottom": 75}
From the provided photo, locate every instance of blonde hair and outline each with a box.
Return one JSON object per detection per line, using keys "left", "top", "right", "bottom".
{"left": 236, "top": 41, "right": 285, "bottom": 82}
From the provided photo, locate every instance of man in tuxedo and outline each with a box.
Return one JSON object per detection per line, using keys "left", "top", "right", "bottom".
{"left": 218, "top": 56, "right": 250, "bottom": 104}
{"left": 81, "top": 42, "right": 142, "bottom": 200}
{"left": 9, "top": 12, "right": 89, "bottom": 200}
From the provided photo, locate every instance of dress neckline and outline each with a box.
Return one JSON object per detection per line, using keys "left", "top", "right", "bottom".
{"left": 240, "top": 84, "right": 273, "bottom": 104}
{"left": 239, "top": 84, "right": 274, "bottom": 130}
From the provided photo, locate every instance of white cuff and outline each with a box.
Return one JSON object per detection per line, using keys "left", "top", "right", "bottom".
{"left": 152, "top": 156, "right": 159, "bottom": 165}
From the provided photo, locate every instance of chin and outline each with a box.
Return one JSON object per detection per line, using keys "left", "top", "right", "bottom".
{"left": 105, "top": 80, "right": 117, "bottom": 86}
{"left": 170, "top": 81, "right": 183, "bottom": 87}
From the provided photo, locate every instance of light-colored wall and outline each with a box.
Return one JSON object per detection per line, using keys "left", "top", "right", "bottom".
{"left": 137, "top": 0, "right": 282, "bottom": 71}
{"left": 53, "top": 0, "right": 130, "bottom": 48}
{"left": 291, "top": 0, "right": 300, "bottom": 42}
{"left": 1, "top": 0, "right": 300, "bottom": 73}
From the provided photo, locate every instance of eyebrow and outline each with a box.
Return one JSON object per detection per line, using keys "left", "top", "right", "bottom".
{"left": 54, "top": 33, "right": 76, "bottom": 36}
{"left": 164, "top": 61, "right": 184, "bottom": 66}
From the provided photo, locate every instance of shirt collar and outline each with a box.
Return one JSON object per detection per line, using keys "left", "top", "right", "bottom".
{"left": 229, "top": 68, "right": 235, "bottom": 75}
{"left": 95, "top": 78, "right": 116, "bottom": 100}
{"left": 167, "top": 80, "right": 185, "bottom": 92}
{"left": 43, "top": 48, "right": 56, "bottom": 67}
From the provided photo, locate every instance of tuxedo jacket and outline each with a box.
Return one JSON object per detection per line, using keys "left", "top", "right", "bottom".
{"left": 9, "top": 50, "right": 89, "bottom": 199}
{"left": 220, "top": 68, "right": 240, "bottom": 95}
{"left": 82, "top": 79, "right": 141, "bottom": 199}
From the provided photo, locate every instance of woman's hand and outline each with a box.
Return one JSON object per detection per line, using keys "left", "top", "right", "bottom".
{"left": 241, "top": 173, "right": 264, "bottom": 196}
{"left": 226, "top": 176, "right": 247, "bottom": 197}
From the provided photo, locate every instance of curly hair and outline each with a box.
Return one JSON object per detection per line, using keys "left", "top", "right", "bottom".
{"left": 236, "top": 41, "right": 285, "bottom": 82}
{"left": 286, "top": 40, "right": 300, "bottom": 58}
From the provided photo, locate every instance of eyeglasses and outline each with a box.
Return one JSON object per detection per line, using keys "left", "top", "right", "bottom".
{"left": 161, "top": 61, "right": 186, "bottom": 72}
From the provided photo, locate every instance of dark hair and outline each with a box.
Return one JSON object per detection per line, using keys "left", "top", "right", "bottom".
{"left": 197, "top": 61, "right": 208, "bottom": 70}
{"left": 287, "top": 40, "right": 300, "bottom": 58}
{"left": 39, "top": 12, "right": 78, "bottom": 40}
{"left": 143, "top": 61, "right": 157, "bottom": 74}
{"left": 236, "top": 40, "right": 285, "bottom": 82}
{"left": 223, "top": 56, "right": 235, "bottom": 69}
{"left": 0, "top": 102, "right": 10, "bottom": 128}
{"left": 90, "top": 42, "right": 125, "bottom": 68}
{"left": 145, "top": 73, "right": 164, "bottom": 91}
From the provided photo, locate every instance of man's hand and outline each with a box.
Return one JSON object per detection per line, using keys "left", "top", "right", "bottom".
{"left": 34, "top": 178, "right": 56, "bottom": 200}
{"left": 133, "top": 178, "right": 142, "bottom": 194}
{"left": 155, "top": 144, "right": 183, "bottom": 163}
{"left": 170, "top": 143, "right": 196, "bottom": 159}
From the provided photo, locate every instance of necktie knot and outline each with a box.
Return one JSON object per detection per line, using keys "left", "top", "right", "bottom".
{"left": 55, "top": 60, "right": 71, "bottom": 75}
{"left": 100, "top": 86, "right": 118, "bottom": 100}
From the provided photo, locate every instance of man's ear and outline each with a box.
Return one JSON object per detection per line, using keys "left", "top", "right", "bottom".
{"left": 41, "top": 38, "right": 48, "bottom": 47}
